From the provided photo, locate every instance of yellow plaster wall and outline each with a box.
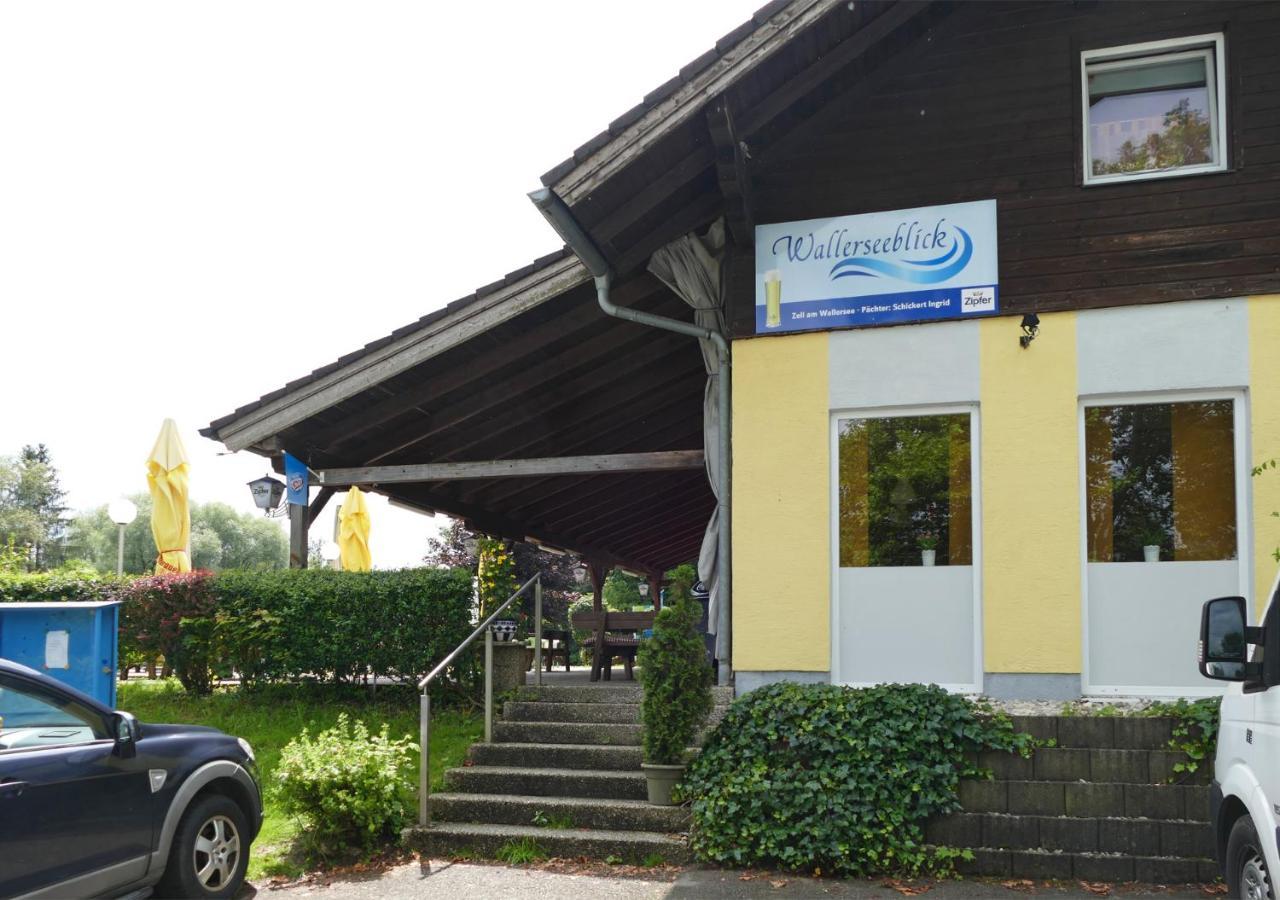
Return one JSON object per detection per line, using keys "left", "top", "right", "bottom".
{"left": 732, "top": 333, "right": 831, "bottom": 671}
{"left": 1249, "top": 296, "right": 1280, "bottom": 614}
{"left": 979, "top": 312, "right": 1082, "bottom": 673}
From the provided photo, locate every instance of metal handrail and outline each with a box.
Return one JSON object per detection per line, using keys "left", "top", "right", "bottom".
{"left": 418, "top": 571, "right": 542, "bottom": 826}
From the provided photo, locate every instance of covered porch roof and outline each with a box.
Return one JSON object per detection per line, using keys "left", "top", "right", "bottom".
{"left": 202, "top": 252, "right": 713, "bottom": 575}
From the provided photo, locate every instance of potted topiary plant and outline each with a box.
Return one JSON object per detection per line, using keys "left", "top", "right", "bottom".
{"left": 637, "top": 584, "right": 713, "bottom": 806}
{"left": 917, "top": 531, "right": 938, "bottom": 567}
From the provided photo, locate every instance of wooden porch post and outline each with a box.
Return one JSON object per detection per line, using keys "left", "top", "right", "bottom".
{"left": 588, "top": 561, "right": 610, "bottom": 682}
{"left": 289, "top": 501, "right": 309, "bottom": 569}
{"left": 589, "top": 562, "right": 609, "bottom": 612}
{"left": 648, "top": 575, "right": 663, "bottom": 611}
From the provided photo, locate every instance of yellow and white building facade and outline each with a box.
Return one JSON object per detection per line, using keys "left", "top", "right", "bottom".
{"left": 732, "top": 296, "right": 1280, "bottom": 699}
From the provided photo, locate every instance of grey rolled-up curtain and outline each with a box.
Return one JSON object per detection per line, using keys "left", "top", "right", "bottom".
{"left": 648, "top": 219, "right": 726, "bottom": 660}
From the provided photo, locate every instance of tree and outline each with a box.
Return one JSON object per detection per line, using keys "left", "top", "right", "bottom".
{"left": 0, "top": 444, "right": 69, "bottom": 569}
{"left": 64, "top": 496, "right": 288, "bottom": 574}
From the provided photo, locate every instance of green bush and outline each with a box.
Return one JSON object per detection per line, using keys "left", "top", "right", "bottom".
{"left": 680, "top": 681, "right": 1034, "bottom": 877}
{"left": 276, "top": 713, "right": 417, "bottom": 861}
{"left": 637, "top": 595, "right": 713, "bottom": 764}
{"left": 124, "top": 573, "right": 218, "bottom": 692}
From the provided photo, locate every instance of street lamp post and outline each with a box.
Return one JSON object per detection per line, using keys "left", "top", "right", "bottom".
{"left": 107, "top": 498, "right": 138, "bottom": 576}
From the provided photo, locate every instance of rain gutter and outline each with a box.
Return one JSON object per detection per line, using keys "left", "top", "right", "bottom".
{"left": 528, "top": 187, "right": 732, "bottom": 687}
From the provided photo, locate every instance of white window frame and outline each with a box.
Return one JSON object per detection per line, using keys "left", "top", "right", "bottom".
{"left": 1077, "top": 388, "right": 1251, "bottom": 697}
{"left": 1081, "top": 33, "right": 1228, "bottom": 187}
{"left": 828, "top": 403, "right": 983, "bottom": 695}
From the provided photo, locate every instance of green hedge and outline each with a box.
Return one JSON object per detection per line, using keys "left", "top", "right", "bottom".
{"left": 0, "top": 568, "right": 476, "bottom": 696}
{"left": 0, "top": 572, "right": 130, "bottom": 604}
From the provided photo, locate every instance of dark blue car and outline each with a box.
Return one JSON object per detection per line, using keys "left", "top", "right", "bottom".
{"left": 0, "top": 658, "right": 262, "bottom": 899}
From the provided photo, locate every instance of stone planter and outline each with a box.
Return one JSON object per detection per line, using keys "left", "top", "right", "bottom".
{"left": 641, "top": 762, "right": 685, "bottom": 806}
{"left": 490, "top": 641, "right": 527, "bottom": 694}
{"left": 921, "top": 549, "right": 936, "bottom": 567}
{"left": 1143, "top": 544, "right": 1160, "bottom": 563}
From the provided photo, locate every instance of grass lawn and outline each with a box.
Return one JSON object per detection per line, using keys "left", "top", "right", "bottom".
{"left": 117, "top": 679, "right": 480, "bottom": 880}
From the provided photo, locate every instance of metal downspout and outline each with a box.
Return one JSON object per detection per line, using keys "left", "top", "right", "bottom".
{"left": 529, "top": 187, "right": 732, "bottom": 686}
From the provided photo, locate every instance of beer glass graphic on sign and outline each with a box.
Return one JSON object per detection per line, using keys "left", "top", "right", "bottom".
{"left": 764, "top": 269, "right": 782, "bottom": 328}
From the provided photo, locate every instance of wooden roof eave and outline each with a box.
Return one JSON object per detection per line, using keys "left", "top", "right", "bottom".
{"left": 208, "top": 254, "right": 588, "bottom": 453}
{"left": 545, "top": 0, "right": 838, "bottom": 206}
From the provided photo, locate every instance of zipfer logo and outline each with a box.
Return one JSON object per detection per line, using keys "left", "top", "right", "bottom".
{"left": 961, "top": 286, "right": 996, "bottom": 313}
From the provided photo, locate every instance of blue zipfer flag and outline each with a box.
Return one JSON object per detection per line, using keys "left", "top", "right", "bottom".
{"left": 284, "top": 452, "right": 309, "bottom": 506}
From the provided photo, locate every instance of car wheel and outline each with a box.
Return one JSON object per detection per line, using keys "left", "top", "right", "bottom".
{"left": 155, "top": 793, "right": 250, "bottom": 900}
{"left": 1227, "top": 815, "right": 1275, "bottom": 900}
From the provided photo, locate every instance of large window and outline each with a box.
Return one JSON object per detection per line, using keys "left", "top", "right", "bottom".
{"left": 1084, "top": 399, "right": 1236, "bottom": 562}
{"left": 1082, "top": 34, "right": 1226, "bottom": 185}
{"left": 838, "top": 413, "right": 972, "bottom": 567}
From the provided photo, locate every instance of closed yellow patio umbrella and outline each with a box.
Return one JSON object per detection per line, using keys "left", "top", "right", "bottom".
{"left": 338, "top": 486, "right": 372, "bottom": 572}
{"left": 146, "top": 418, "right": 191, "bottom": 574}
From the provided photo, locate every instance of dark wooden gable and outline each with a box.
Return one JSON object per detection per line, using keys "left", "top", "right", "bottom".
{"left": 724, "top": 0, "right": 1280, "bottom": 336}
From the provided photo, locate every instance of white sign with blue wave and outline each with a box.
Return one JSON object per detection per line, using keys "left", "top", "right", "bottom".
{"left": 754, "top": 199, "right": 998, "bottom": 333}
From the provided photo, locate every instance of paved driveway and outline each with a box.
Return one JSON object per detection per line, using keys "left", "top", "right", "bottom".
{"left": 257, "top": 860, "right": 1220, "bottom": 899}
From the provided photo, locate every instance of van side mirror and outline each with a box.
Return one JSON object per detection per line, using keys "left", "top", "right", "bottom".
{"left": 111, "top": 711, "right": 139, "bottom": 759}
{"left": 1199, "top": 596, "right": 1257, "bottom": 681}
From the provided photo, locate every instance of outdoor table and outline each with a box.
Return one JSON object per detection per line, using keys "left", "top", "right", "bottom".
{"left": 539, "top": 628, "right": 571, "bottom": 672}
{"left": 570, "top": 610, "right": 655, "bottom": 682}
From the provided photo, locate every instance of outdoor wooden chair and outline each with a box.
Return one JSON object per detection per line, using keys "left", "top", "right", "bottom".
{"left": 539, "top": 628, "right": 571, "bottom": 672}
{"left": 570, "top": 610, "right": 655, "bottom": 682}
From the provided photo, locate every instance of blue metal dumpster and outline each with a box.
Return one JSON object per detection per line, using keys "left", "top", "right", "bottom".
{"left": 0, "top": 602, "right": 121, "bottom": 708}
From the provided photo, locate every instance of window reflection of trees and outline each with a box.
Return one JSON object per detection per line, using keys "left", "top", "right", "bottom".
{"left": 838, "top": 415, "right": 972, "bottom": 568}
{"left": 1085, "top": 400, "right": 1235, "bottom": 562}
{"left": 1092, "top": 97, "right": 1214, "bottom": 176}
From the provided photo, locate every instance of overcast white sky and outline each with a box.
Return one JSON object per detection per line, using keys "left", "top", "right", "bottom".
{"left": 0, "top": 1, "right": 760, "bottom": 567}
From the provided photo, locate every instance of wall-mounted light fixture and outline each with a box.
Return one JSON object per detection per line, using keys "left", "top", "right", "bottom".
{"left": 1019, "top": 313, "right": 1040, "bottom": 349}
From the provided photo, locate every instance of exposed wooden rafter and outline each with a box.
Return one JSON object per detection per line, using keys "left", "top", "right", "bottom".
{"left": 314, "top": 450, "right": 705, "bottom": 487}
{"left": 706, "top": 97, "right": 756, "bottom": 246}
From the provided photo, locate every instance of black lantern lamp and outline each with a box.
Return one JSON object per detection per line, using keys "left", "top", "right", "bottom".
{"left": 1019, "top": 313, "right": 1040, "bottom": 349}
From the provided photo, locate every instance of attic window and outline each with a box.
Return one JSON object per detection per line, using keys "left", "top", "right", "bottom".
{"left": 1082, "top": 34, "right": 1227, "bottom": 185}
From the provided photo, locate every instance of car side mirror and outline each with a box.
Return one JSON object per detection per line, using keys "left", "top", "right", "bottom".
{"left": 111, "top": 711, "right": 139, "bottom": 759}
{"left": 1199, "top": 596, "right": 1259, "bottom": 681}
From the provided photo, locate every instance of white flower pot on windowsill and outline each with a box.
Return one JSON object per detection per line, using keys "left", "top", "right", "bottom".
{"left": 1143, "top": 545, "right": 1160, "bottom": 563}
{"left": 921, "top": 549, "right": 936, "bottom": 567}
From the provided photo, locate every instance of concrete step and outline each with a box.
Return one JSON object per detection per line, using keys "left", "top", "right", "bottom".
{"left": 429, "top": 792, "right": 689, "bottom": 833}
{"left": 928, "top": 812, "right": 1214, "bottom": 859}
{"left": 504, "top": 701, "right": 641, "bottom": 724}
{"left": 1008, "top": 715, "right": 1184, "bottom": 751}
{"left": 468, "top": 742, "right": 644, "bottom": 771}
{"left": 514, "top": 684, "right": 734, "bottom": 705}
{"left": 492, "top": 721, "right": 642, "bottom": 746}
{"left": 956, "top": 847, "right": 1217, "bottom": 884}
{"left": 960, "top": 779, "right": 1210, "bottom": 820}
{"left": 405, "top": 821, "right": 690, "bottom": 865}
{"left": 977, "top": 747, "right": 1211, "bottom": 784}
{"left": 443, "top": 765, "right": 646, "bottom": 801}
{"left": 502, "top": 700, "right": 730, "bottom": 727}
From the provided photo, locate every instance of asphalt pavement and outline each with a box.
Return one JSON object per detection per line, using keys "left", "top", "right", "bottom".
{"left": 255, "top": 860, "right": 1224, "bottom": 899}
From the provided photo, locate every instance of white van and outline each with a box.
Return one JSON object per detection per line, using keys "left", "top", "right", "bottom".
{"left": 1199, "top": 578, "right": 1280, "bottom": 900}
